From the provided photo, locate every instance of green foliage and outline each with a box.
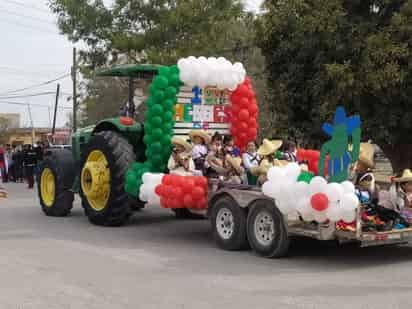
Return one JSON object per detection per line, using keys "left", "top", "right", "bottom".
{"left": 257, "top": 0, "right": 412, "bottom": 170}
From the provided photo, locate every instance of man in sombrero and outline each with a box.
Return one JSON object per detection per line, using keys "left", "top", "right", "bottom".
{"left": 167, "top": 137, "right": 196, "bottom": 176}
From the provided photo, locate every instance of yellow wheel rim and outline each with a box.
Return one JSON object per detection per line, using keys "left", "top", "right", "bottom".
{"left": 81, "top": 150, "right": 111, "bottom": 211}
{"left": 40, "top": 168, "right": 55, "bottom": 207}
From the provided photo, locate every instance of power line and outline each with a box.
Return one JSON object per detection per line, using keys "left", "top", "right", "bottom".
{"left": 0, "top": 18, "right": 57, "bottom": 35}
{"left": 4, "top": 0, "right": 50, "bottom": 14}
{"left": 0, "top": 73, "right": 70, "bottom": 95}
{"left": 0, "top": 7, "right": 56, "bottom": 25}
{"left": 0, "top": 92, "right": 56, "bottom": 99}
{"left": 0, "top": 100, "right": 72, "bottom": 110}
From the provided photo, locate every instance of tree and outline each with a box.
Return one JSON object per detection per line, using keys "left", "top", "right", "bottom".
{"left": 0, "top": 117, "right": 11, "bottom": 144}
{"left": 256, "top": 0, "right": 412, "bottom": 172}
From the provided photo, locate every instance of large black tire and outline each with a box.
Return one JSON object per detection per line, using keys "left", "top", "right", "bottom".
{"left": 247, "top": 199, "right": 290, "bottom": 258}
{"left": 210, "top": 196, "right": 248, "bottom": 250}
{"left": 37, "top": 149, "right": 75, "bottom": 217}
{"left": 80, "top": 131, "right": 135, "bottom": 226}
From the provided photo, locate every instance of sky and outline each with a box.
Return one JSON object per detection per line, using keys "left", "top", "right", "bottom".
{"left": 0, "top": 0, "right": 263, "bottom": 129}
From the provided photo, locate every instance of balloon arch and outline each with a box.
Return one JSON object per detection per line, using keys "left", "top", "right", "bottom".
{"left": 125, "top": 56, "right": 259, "bottom": 197}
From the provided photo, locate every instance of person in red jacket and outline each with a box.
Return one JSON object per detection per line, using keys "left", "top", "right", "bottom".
{"left": 0, "top": 146, "right": 6, "bottom": 183}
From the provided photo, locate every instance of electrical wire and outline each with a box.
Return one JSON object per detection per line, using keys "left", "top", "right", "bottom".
{"left": 0, "top": 18, "right": 58, "bottom": 35}
{"left": 0, "top": 7, "right": 56, "bottom": 25}
{"left": 0, "top": 73, "right": 70, "bottom": 96}
{"left": 0, "top": 100, "right": 72, "bottom": 110}
{"left": 3, "top": 0, "right": 50, "bottom": 14}
{"left": 0, "top": 92, "right": 56, "bottom": 99}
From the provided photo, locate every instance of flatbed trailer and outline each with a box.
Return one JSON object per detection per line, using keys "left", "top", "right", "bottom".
{"left": 207, "top": 183, "right": 412, "bottom": 258}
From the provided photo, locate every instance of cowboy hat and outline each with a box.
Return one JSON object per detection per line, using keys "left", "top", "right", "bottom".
{"left": 172, "top": 136, "right": 192, "bottom": 153}
{"left": 257, "top": 139, "right": 283, "bottom": 157}
{"left": 225, "top": 155, "right": 242, "bottom": 174}
{"left": 394, "top": 169, "right": 412, "bottom": 183}
{"left": 357, "top": 143, "right": 375, "bottom": 168}
{"left": 189, "top": 130, "right": 211, "bottom": 144}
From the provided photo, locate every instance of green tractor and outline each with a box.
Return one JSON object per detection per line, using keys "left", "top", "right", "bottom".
{"left": 37, "top": 64, "right": 160, "bottom": 226}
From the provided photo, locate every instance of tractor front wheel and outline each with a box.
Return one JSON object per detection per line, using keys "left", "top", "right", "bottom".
{"left": 80, "top": 131, "right": 136, "bottom": 226}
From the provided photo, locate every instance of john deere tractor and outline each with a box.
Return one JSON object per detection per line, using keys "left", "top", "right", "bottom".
{"left": 37, "top": 64, "right": 160, "bottom": 226}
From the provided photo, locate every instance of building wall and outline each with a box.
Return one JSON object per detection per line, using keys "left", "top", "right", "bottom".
{"left": 0, "top": 113, "right": 20, "bottom": 128}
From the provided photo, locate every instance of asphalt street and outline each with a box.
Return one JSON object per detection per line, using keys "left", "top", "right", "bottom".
{"left": 1, "top": 182, "right": 412, "bottom": 309}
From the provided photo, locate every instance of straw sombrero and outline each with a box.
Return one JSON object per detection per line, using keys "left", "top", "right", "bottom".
{"left": 189, "top": 130, "right": 211, "bottom": 144}
{"left": 394, "top": 169, "right": 412, "bottom": 183}
{"left": 172, "top": 136, "right": 192, "bottom": 153}
{"left": 358, "top": 143, "right": 375, "bottom": 168}
{"left": 225, "top": 155, "right": 242, "bottom": 174}
{"left": 257, "top": 139, "right": 283, "bottom": 156}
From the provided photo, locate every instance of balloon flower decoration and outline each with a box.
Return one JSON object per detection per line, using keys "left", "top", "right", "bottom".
{"left": 125, "top": 56, "right": 259, "bottom": 198}
{"left": 138, "top": 173, "right": 208, "bottom": 210}
{"left": 262, "top": 164, "right": 359, "bottom": 223}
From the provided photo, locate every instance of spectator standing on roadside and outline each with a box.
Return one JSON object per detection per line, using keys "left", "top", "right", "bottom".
{"left": 23, "top": 144, "right": 38, "bottom": 189}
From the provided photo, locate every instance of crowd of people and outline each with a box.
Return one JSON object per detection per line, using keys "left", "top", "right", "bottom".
{"left": 168, "top": 129, "right": 296, "bottom": 185}
{"left": 0, "top": 142, "right": 46, "bottom": 190}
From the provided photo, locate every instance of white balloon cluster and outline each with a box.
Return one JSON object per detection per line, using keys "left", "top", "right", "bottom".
{"left": 262, "top": 164, "right": 359, "bottom": 223}
{"left": 139, "top": 173, "right": 164, "bottom": 206}
{"left": 177, "top": 56, "right": 246, "bottom": 90}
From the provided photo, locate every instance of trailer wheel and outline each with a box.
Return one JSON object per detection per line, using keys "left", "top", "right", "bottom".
{"left": 210, "top": 196, "right": 248, "bottom": 250}
{"left": 247, "top": 200, "right": 290, "bottom": 258}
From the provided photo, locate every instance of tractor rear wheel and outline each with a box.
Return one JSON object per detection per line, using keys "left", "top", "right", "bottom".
{"left": 37, "top": 149, "right": 75, "bottom": 217}
{"left": 80, "top": 131, "right": 136, "bottom": 226}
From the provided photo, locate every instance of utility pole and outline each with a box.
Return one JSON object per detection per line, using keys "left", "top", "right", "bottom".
{"left": 26, "top": 103, "right": 34, "bottom": 144}
{"left": 52, "top": 83, "right": 60, "bottom": 135}
{"left": 71, "top": 47, "right": 77, "bottom": 133}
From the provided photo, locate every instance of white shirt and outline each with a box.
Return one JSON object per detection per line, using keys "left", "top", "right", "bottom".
{"left": 242, "top": 152, "right": 260, "bottom": 170}
{"left": 192, "top": 144, "right": 208, "bottom": 160}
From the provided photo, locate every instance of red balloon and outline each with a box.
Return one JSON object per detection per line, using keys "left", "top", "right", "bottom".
{"left": 236, "top": 85, "right": 249, "bottom": 97}
{"left": 160, "top": 197, "right": 168, "bottom": 207}
{"left": 311, "top": 193, "right": 329, "bottom": 212}
{"left": 248, "top": 127, "right": 257, "bottom": 138}
{"left": 155, "top": 184, "right": 163, "bottom": 196}
{"left": 192, "top": 186, "right": 205, "bottom": 201}
{"left": 182, "top": 179, "right": 195, "bottom": 193}
{"left": 247, "top": 90, "right": 256, "bottom": 100}
{"left": 239, "top": 132, "right": 248, "bottom": 141}
{"left": 197, "top": 197, "right": 208, "bottom": 209}
{"left": 248, "top": 103, "right": 258, "bottom": 115}
{"left": 239, "top": 98, "right": 249, "bottom": 108}
{"left": 238, "top": 109, "right": 250, "bottom": 121}
{"left": 238, "top": 121, "right": 248, "bottom": 131}
{"left": 163, "top": 175, "right": 173, "bottom": 185}
{"left": 194, "top": 176, "right": 208, "bottom": 188}
{"left": 247, "top": 118, "right": 257, "bottom": 128}
{"left": 174, "top": 187, "right": 184, "bottom": 200}
{"left": 183, "top": 194, "right": 194, "bottom": 208}
{"left": 170, "top": 199, "right": 181, "bottom": 209}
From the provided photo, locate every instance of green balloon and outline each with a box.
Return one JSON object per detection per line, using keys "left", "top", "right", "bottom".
{"left": 150, "top": 142, "right": 162, "bottom": 153}
{"left": 126, "top": 171, "right": 138, "bottom": 187}
{"left": 151, "top": 104, "right": 164, "bottom": 115}
{"left": 298, "top": 171, "right": 314, "bottom": 184}
{"left": 143, "top": 134, "right": 153, "bottom": 146}
{"left": 145, "top": 148, "right": 153, "bottom": 158}
{"left": 163, "top": 99, "right": 174, "bottom": 111}
{"left": 151, "top": 154, "right": 163, "bottom": 166}
{"left": 163, "top": 111, "right": 174, "bottom": 123}
{"left": 132, "top": 162, "right": 143, "bottom": 172}
{"left": 153, "top": 76, "right": 168, "bottom": 89}
{"left": 146, "top": 97, "right": 156, "bottom": 108}
{"left": 153, "top": 91, "right": 165, "bottom": 104}
{"left": 150, "top": 116, "right": 163, "bottom": 127}
{"left": 159, "top": 66, "right": 171, "bottom": 76}
{"left": 165, "top": 87, "right": 177, "bottom": 100}
{"left": 161, "top": 135, "right": 172, "bottom": 145}
{"left": 144, "top": 122, "right": 153, "bottom": 132}
{"left": 149, "top": 83, "right": 158, "bottom": 95}
{"left": 152, "top": 128, "right": 163, "bottom": 140}
{"left": 170, "top": 65, "right": 179, "bottom": 75}
{"left": 169, "top": 74, "right": 180, "bottom": 88}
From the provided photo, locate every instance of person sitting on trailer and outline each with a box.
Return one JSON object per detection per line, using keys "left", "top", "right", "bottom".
{"left": 167, "top": 137, "right": 196, "bottom": 176}
{"left": 189, "top": 130, "right": 210, "bottom": 174}
{"left": 250, "top": 139, "right": 286, "bottom": 185}
{"left": 388, "top": 169, "right": 412, "bottom": 224}
{"left": 223, "top": 135, "right": 240, "bottom": 157}
{"left": 242, "top": 141, "right": 260, "bottom": 185}
{"left": 205, "top": 132, "right": 226, "bottom": 178}
{"left": 224, "top": 155, "right": 245, "bottom": 185}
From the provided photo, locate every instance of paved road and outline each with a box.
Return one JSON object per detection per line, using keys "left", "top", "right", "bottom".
{"left": 1, "top": 182, "right": 412, "bottom": 309}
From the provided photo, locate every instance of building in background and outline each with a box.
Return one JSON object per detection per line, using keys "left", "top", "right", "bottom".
{"left": 0, "top": 113, "right": 20, "bottom": 128}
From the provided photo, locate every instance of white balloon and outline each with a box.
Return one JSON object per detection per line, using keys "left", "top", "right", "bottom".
{"left": 276, "top": 197, "right": 294, "bottom": 215}
{"left": 341, "top": 209, "right": 356, "bottom": 223}
{"left": 267, "top": 166, "right": 286, "bottom": 182}
{"left": 285, "top": 163, "right": 301, "bottom": 181}
{"left": 326, "top": 202, "right": 342, "bottom": 222}
{"left": 309, "top": 176, "right": 328, "bottom": 195}
{"left": 296, "top": 197, "right": 311, "bottom": 217}
{"left": 342, "top": 193, "right": 359, "bottom": 211}
{"left": 294, "top": 181, "right": 309, "bottom": 198}
{"left": 324, "top": 183, "right": 344, "bottom": 204}
{"left": 262, "top": 181, "right": 274, "bottom": 198}
{"left": 341, "top": 181, "right": 356, "bottom": 194}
